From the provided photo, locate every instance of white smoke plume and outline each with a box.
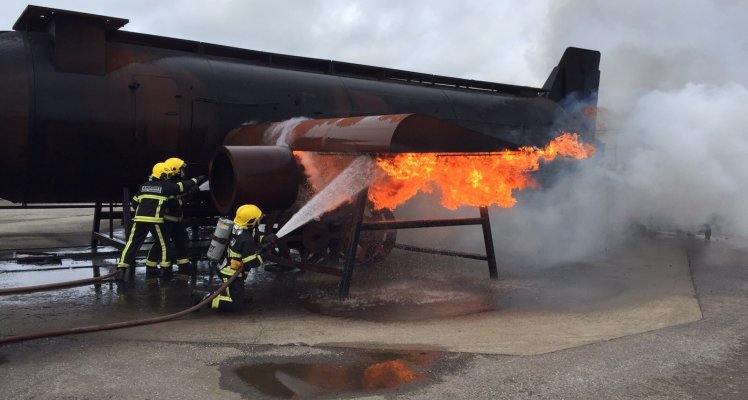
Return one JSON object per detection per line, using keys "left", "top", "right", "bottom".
{"left": 539, "top": 0, "right": 748, "bottom": 238}
{"left": 399, "top": 0, "right": 748, "bottom": 265}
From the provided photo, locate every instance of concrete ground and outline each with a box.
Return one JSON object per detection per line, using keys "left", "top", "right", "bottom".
{"left": 1, "top": 207, "right": 747, "bottom": 399}
{"left": 0, "top": 200, "right": 94, "bottom": 252}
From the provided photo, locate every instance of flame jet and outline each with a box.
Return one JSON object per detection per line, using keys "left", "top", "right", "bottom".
{"left": 0, "top": 5, "right": 599, "bottom": 212}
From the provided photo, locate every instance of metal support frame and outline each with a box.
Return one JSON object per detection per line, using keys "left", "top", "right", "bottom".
{"left": 90, "top": 187, "right": 130, "bottom": 250}
{"left": 337, "top": 201, "right": 499, "bottom": 298}
{"left": 480, "top": 206, "right": 498, "bottom": 279}
{"left": 338, "top": 190, "right": 369, "bottom": 298}
{"left": 122, "top": 187, "right": 132, "bottom": 235}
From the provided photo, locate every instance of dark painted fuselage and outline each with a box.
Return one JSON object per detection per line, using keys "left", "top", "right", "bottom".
{"left": 0, "top": 7, "right": 598, "bottom": 204}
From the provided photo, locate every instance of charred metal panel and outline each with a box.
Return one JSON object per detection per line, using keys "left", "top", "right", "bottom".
{"left": 133, "top": 75, "right": 181, "bottom": 166}
{"left": 543, "top": 47, "right": 601, "bottom": 138}
{"left": 543, "top": 47, "right": 601, "bottom": 104}
{"left": 49, "top": 15, "right": 106, "bottom": 74}
{"left": 443, "top": 90, "right": 563, "bottom": 146}
{"left": 0, "top": 32, "right": 31, "bottom": 202}
{"left": 28, "top": 31, "right": 133, "bottom": 202}
{"left": 204, "top": 60, "right": 347, "bottom": 123}
{"left": 13, "top": 5, "right": 128, "bottom": 75}
{"left": 12, "top": 5, "right": 128, "bottom": 32}
{"left": 190, "top": 100, "right": 221, "bottom": 163}
{"left": 340, "top": 76, "right": 452, "bottom": 118}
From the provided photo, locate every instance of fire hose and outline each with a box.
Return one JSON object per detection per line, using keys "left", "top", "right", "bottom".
{"left": 0, "top": 265, "right": 244, "bottom": 345}
{"left": 0, "top": 269, "right": 119, "bottom": 295}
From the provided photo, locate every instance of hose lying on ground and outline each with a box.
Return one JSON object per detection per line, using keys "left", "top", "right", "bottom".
{"left": 0, "top": 269, "right": 119, "bottom": 295}
{"left": 0, "top": 264, "right": 116, "bottom": 274}
{"left": 0, "top": 265, "right": 243, "bottom": 345}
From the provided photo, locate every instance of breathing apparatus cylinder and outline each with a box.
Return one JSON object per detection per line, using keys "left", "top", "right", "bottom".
{"left": 206, "top": 218, "right": 233, "bottom": 261}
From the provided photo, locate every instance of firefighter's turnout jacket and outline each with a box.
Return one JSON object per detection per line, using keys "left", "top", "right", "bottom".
{"left": 132, "top": 177, "right": 200, "bottom": 223}
{"left": 117, "top": 176, "right": 202, "bottom": 269}
{"left": 212, "top": 224, "right": 264, "bottom": 311}
{"left": 145, "top": 181, "right": 195, "bottom": 270}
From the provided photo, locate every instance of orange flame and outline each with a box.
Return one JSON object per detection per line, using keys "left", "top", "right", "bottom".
{"left": 361, "top": 359, "right": 422, "bottom": 389}
{"left": 293, "top": 131, "right": 595, "bottom": 212}
{"left": 369, "top": 131, "right": 595, "bottom": 210}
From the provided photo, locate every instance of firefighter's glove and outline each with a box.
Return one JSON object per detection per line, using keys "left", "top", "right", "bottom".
{"left": 195, "top": 175, "right": 208, "bottom": 185}
{"left": 230, "top": 259, "right": 243, "bottom": 270}
{"left": 259, "top": 234, "right": 279, "bottom": 251}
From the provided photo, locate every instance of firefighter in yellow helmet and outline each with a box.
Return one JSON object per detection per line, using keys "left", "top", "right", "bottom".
{"left": 116, "top": 162, "right": 206, "bottom": 281}
{"left": 211, "top": 204, "right": 265, "bottom": 311}
{"left": 144, "top": 157, "right": 200, "bottom": 279}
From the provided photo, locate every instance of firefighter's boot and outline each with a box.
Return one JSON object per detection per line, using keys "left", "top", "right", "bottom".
{"left": 176, "top": 263, "right": 195, "bottom": 279}
{"left": 115, "top": 267, "right": 127, "bottom": 281}
{"left": 159, "top": 266, "right": 173, "bottom": 279}
{"left": 145, "top": 266, "right": 159, "bottom": 279}
{"left": 191, "top": 290, "right": 211, "bottom": 308}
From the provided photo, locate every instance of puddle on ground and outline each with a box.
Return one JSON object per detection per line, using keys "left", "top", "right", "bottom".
{"left": 226, "top": 349, "right": 441, "bottom": 399}
{"left": 300, "top": 282, "right": 496, "bottom": 322}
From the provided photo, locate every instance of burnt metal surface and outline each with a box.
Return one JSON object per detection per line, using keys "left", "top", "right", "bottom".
{"left": 225, "top": 114, "right": 520, "bottom": 153}
{"left": 13, "top": 5, "right": 129, "bottom": 32}
{"left": 210, "top": 146, "right": 300, "bottom": 214}
{"left": 0, "top": 5, "right": 599, "bottom": 204}
{"left": 217, "top": 112, "right": 519, "bottom": 214}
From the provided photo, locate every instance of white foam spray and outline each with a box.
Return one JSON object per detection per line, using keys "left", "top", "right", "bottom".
{"left": 276, "top": 155, "right": 376, "bottom": 238}
{"left": 262, "top": 116, "right": 309, "bottom": 146}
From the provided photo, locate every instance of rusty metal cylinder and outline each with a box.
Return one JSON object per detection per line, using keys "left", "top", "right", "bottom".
{"left": 209, "top": 146, "right": 300, "bottom": 215}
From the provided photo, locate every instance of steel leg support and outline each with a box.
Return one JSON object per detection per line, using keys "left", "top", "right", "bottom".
{"left": 480, "top": 206, "right": 498, "bottom": 279}
{"left": 122, "top": 187, "right": 132, "bottom": 236}
{"left": 91, "top": 202, "right": 102, "bottom": 248}
{"left": 338, "top": 189, "right": 369, "bottom": 298}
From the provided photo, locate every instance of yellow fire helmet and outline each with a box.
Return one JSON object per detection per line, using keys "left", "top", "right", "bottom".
{"left": 151, "top": 162, "right": 170, "bottom": 179}
{"left": 234, "top": 204, "right": 262, "bottom": 227}
{"left": 164, "top": 157, "right": 186, "bottom": 177}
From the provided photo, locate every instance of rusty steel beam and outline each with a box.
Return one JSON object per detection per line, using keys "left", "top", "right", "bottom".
{"left": 266, "top": 255, "right": 343, "bottom": 276}
{"left": 392, "top": 243, "right": 488, "bottom": 261}
{"left": 360, "top": 217, "right": 484, "bottom": 231}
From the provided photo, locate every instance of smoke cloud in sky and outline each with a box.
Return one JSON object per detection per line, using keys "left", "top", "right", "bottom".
{"left": 470, "top": 0, "right": 748, "bottom": 264}
{"left": 3, "top": 0, "right": 748, "bottom": 260}
{"left": 544, "top": 1, "right": 748, "bottom": 234}
{"left": 391, "top": 0, "right": 748, "bottom": 264}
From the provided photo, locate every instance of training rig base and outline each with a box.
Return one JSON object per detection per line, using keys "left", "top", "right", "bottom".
{"left": 337, "top": 189, "right": 498, "bottom": 298}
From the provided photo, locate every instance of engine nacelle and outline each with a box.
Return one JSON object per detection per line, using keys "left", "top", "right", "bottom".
{"left": 209, "top": 146, "right": 301, "bottom": 214}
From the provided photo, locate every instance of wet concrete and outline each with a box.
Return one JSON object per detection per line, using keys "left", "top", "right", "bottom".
{"left": 3, "top": 209, "right": 748, "bottom": 398}
{"left": 1, "top": 236, "right": 701, "bottom": 354}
